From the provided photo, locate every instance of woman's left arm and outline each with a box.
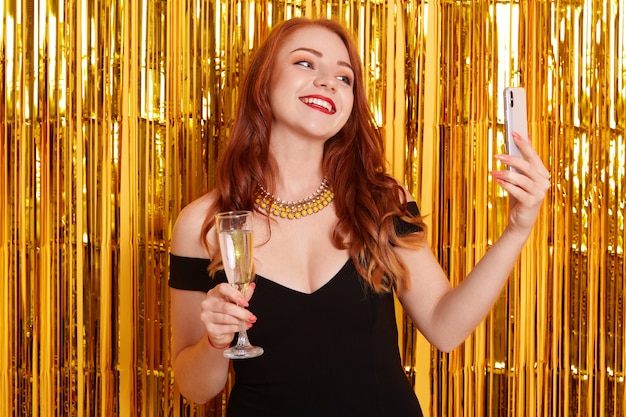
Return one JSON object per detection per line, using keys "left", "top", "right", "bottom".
{"left": 397, "top": 133, "right": 550, "bottom": 352}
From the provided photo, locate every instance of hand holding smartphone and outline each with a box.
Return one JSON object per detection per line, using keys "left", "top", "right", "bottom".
{"left": 503, "top": 87, "right": 529, "bottom": 172}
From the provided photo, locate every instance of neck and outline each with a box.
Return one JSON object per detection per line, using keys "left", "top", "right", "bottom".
{"left": 269, "top": 151, "right": 325, "bottom": 201}
{"left": 269, "top": 136, "right": 324, "bottom": 179}
{"left": 274, "top": 174, "right": 326, "bottom": 201}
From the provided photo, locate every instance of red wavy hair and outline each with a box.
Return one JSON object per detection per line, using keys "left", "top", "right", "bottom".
{"left": 203, "top": 17, "right": 426, "bottom": 292}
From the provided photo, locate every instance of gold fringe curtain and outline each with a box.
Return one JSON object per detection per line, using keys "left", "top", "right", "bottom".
{"left": 428, "top": 1, "right": 625, "bottom": 416}
{"left": 0, "top": 1, "right": 624, "bottom": 417}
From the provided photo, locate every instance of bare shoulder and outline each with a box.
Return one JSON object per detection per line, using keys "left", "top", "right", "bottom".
{"left": 170, "top": 191, "right": 216, "bottom": 258}
{"left": 390, "top": 177, "right": 415, "bottom": 203}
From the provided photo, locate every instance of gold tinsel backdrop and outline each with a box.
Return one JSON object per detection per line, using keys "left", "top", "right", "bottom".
{"left": 0, "top": 0, "right": 624, "bottom": 416}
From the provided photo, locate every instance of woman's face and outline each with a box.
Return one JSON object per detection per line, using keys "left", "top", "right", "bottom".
{"left": 268, "top": 26, "right": 355, "bottom": 143}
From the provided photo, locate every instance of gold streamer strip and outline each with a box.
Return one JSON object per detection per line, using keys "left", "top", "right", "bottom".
{"left": 1, "top": 1, "right": 624, "bottom": 417}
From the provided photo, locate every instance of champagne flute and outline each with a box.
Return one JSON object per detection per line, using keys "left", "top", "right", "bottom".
{"left": 215, "top": 210, "right": 264, "bottom": 359}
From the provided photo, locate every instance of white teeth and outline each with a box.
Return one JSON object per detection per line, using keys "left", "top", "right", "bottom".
{"left": 301, "top": 97, "right": 334, "bottom": 113}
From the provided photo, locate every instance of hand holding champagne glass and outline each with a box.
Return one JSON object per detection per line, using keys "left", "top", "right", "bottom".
{"left": 215, "top": 210, "right": 264, "bottom": 359}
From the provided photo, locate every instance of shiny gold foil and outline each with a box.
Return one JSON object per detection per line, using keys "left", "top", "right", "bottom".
{"left": 427, "top": 1, "right": 626, "bottom": 416}
{"left": 1, "top": 0, "right": 624, "bottom": 416}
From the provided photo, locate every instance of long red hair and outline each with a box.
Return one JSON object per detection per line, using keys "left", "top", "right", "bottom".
{"left": 203, "top": 17, "right": 426, "bottom": 292}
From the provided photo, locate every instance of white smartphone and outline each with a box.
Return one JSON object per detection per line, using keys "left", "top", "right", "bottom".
{"left": 503, "top": 87, "right": 529, "bottom": 171}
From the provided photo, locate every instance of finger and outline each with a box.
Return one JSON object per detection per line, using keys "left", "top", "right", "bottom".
{"left": 495, "top": 154, "right": 550, "bottom": 185}
{"left": 200, "top": 301, "right": 257, "bottom": 345}
{"left": 242, "top": 282, "right": 256, "bottom": 302}
{"left": 212, "top": 282, "right": 250, "bottom": 307}
{"left": 510, "top": 134, "right": 551, "bottom": 179}
{"left": 202, "top": 294, "right": 256, "bottom": 324}
{"left": 491, "top": 169, "right": 550, "bottom": 206}
{"left": 498, "top": 158, "right": 551, "bottom": 189}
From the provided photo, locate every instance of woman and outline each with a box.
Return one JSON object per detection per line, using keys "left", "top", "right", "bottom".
{"left": 169, "top": 17, "right": 550, "bottom": 416}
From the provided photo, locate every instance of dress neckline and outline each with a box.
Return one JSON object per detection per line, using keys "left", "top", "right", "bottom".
{"left": 254, "top": 259, "right": 352, "bottom": 296}
{"left": 169, "top": 253, "right": 353, "bottom": 297}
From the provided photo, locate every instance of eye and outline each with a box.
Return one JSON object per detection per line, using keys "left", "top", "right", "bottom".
{"left": 337, "top": 75, "right": 353, "bottom": 86}
{"left": 295, "top": 60, "right": 313, "bottom": 68}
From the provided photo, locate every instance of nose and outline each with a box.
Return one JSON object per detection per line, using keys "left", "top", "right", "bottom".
{"left": 313, "top": 72, "right": 337, "bottom": 91}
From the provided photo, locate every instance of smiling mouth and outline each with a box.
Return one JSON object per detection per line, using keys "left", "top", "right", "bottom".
{"left": 300, "top": 97, "right": 336, "bottom": 114}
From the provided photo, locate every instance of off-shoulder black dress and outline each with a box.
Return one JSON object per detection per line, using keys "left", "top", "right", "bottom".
{"left": 169, "top": 202, "right": 424, "bottom": 417}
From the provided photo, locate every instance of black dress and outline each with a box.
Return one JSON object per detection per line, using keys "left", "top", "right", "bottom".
{"left": 169, "top": 202, "right": 424, "bottom": 417}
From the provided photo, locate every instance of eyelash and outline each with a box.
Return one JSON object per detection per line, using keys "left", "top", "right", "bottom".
{"left": 294, "top": 60, "right": 353, "bottom": 86}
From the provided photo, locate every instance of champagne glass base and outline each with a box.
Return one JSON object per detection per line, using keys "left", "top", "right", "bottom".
{"left": 223, "top": 345, "right": 264, "bottom": 359}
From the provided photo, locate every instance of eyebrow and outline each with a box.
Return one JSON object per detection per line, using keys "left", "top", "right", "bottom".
{"left": 290, "top": 47, "right": 354, "bottom": 73}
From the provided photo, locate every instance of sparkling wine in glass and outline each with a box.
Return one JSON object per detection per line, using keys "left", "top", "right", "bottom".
{"left": 215, "top": 210, "right": 264, "bottom": 359}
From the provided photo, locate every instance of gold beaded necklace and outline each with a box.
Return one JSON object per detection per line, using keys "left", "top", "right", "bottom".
{"left": 255, "top": 177, "right": 334, "bottom": 220}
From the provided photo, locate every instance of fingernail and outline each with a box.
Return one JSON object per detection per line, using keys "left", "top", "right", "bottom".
{"left": 248, "top": 314, "right": 257, "bottom": 322}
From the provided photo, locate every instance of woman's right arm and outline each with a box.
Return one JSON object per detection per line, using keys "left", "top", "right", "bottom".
{"left": 169, "top": 195, "right": 254, "bottom": 403}
{"left": 170, "top": 288, "right": 232, "bottom": 403}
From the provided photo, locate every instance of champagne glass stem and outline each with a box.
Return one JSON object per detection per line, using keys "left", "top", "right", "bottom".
{"left": 235, "top": 318, "right": 252, "bottom": 349}
{"left": 232, "top": 281, "right": 253, "bottom": 350}
{"left": 222, "top": 295, "right": 263, "bottom": 359}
